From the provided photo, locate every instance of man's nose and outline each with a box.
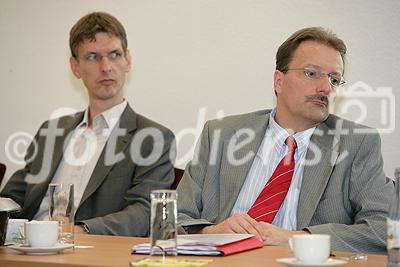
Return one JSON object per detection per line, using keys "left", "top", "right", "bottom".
{"left": 317, "top": 75, "right": 334, "bottom": 95}
{"left": 100, "top": 57, "right": 112, "bottom": 73}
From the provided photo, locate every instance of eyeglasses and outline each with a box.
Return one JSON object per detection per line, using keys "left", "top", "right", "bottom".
{"left": 282, "top": 67, "right": 346, "bottom": 88}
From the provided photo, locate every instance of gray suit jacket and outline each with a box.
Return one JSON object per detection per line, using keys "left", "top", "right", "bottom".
{"left": 1, "top": 104, "right": 175, "bottom": 236}
{"left": 177, "top": 109, "right": 393, "bottom": 253}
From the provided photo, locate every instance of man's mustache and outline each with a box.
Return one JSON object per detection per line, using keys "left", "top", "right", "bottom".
{"left": 306, "top": 94, "right": 329, "bottom": 105}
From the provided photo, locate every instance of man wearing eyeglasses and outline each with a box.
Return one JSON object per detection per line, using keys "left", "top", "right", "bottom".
{"left": 177, "top": 27, "right": 393, "bottom": 253}
{"left": 1, "top": 12, "right": 175, "bottom": 237}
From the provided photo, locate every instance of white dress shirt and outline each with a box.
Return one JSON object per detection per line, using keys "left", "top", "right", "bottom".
{"left": 34, "top": 101, "right": 127, "bottom": 220}
{"left": 230, "top": 109, "right": 315, "bottom": 229}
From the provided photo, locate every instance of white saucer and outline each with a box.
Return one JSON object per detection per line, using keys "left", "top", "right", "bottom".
{"left": 276, "top": 258, "right": 348, "bottom": 267}
{"left": 8, "top": 243, "right": 74, "bottom": 255}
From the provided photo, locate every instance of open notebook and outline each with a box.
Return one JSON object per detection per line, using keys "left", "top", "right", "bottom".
{"left": 132, "top": 234, "right": 263, "bottom": 256}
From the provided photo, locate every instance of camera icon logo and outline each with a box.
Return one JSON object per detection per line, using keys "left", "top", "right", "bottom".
{"left": 333, "top": 81, "right": 395, "bottom": 134}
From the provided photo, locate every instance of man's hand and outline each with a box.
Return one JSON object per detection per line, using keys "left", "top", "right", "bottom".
{"left": 199, "top": 214, "right": 264, "bottom": 241}
{"left": 257, "top": 222, "right": 309, "bottom": 246}
{"left": 199, "top": 214, "right": 309, "bottom": 246}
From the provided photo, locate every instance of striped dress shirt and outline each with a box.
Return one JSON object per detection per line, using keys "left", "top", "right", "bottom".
{"left": 230, "top": 109, "right": 315, "bottom": 230}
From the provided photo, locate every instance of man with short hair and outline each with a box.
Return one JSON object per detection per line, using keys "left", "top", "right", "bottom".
{"left": 1, "top": 12, "right": 175, "bottom": 236}
{"left": 177, "top": 27, "right": 393, "bottom": 253}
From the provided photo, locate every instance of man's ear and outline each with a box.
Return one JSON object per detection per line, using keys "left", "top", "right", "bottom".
{"left": 273, "top": 70, "right": 284, "bottom": 94}
{"left": 70, "top": 56, "right": 81, "bottom": 79}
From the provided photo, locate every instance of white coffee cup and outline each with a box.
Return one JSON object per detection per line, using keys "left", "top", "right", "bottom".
{"left": 289, "top": 234, "right": 330, "bottom": 264}
{"left": 24, "top": 220, "right": 58, "bottom": 247}
{"left": 5, "top": 219, "right": 28, "bottom": 243}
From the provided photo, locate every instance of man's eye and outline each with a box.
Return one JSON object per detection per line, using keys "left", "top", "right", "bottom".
{"left": 87, "top": 54, "right": 98, "bottom": 61}
{"left": 304, "top": 69, "right": 317, "bottom": 78}
{"left": 109, "top": 51, "right": 122, "bottom": 59}
{"left": 330, "top": 77, "right": 340, "bottom": 86}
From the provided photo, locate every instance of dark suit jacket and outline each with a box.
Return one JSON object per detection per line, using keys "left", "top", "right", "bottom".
{"left": 177, "top": 109, "right": 393, "bottom": 253}
{"left": 1, "top": 104, "right": 175, "bottom": 236}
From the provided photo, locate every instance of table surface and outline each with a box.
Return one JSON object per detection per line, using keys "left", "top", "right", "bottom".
{"left": 0, "top": 234, "right": 388, "bottom": 267}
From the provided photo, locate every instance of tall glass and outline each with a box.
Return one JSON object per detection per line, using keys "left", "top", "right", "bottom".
{"left": 150, "top": 190, "right": 178, "bottom": 256}
{"left": 48, "top": 183, "right": 74, "bottom": 244}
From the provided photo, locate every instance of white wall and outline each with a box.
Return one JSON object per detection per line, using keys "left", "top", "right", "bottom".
{"left": 1, "top": 0, "right": 399, "bottom": 185}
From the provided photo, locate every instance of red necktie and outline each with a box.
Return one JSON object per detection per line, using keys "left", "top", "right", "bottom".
{"left": 247, "top": 136, "right": 297, "bottom": 222}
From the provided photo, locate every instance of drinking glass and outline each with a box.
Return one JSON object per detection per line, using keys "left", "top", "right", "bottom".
{"left": 150, "top": 190, "right": 178, "bottom": 256}
{"left": 6, "top": 219, "right": 28, "bottom": 244}
{"left": 48, "top": 183, "right": 74, "bottom": 244}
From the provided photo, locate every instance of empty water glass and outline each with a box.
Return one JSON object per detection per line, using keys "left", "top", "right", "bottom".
{"left": 150, "top": 190, "right": 178, "bottom": 256}
{"left": 48, "top": 183, "right": 74, "bottom": 244}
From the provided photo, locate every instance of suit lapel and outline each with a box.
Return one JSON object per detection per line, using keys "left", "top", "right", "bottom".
{"left": 78, "top": 105, "right": 137, "bottom": 207}
{"left": 24, "top": 112, "right": 84, "bottom": 218}
{"left": 296, "top": 117, "right": 339, "bottom": 229}
{"left": 217, "top": 113, "right": 270, "bottom": 221}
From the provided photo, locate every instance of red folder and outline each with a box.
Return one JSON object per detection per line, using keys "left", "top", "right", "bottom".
{"left": 214, "top": 237, "right": 263, "bottom": 255}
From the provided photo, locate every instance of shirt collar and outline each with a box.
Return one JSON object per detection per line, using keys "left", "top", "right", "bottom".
{"left": 98, "top": 100, "right": 127, "bottom": 130}
{"left": 268, "top": 109, "right": 316, "bottom": 153}
{"left": 78, "top": 100, "right": 128, "bottom": 132}
{"left": 77, "top": 110, "right": 90, "bottom": 128}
